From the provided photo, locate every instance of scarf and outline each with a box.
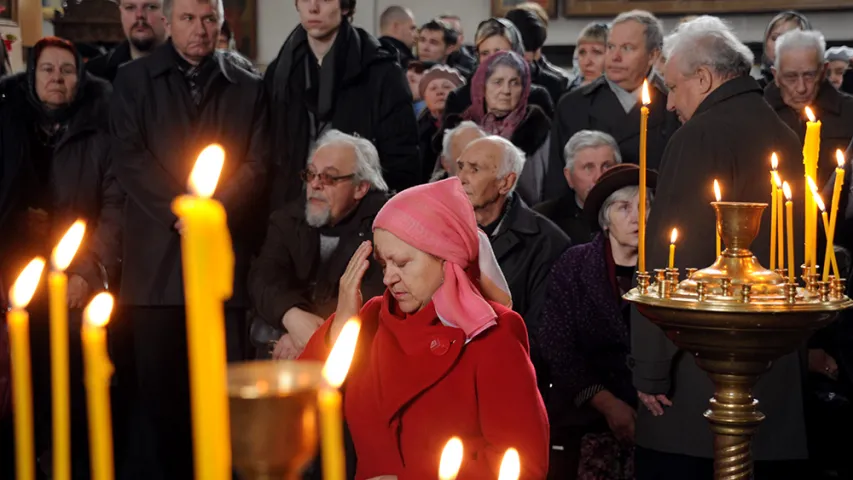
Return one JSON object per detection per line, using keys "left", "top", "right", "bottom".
{"left": 373, "top": 178, "right": 511, "bottom": 340}
{"left": 462, "top": 50, "right": 530, "bottom": 140}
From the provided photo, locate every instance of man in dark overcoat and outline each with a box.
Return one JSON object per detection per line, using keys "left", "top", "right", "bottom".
{"left": 630, "top": 16, "right": 809, "bottom": 480}
{"left": 544, "top": 10, "right": 679, "bottom": 202}
{"left": 110, "top": 0, "right": 269, "bottom": 476}
{"left": 87, "top": 0, "right": 168, "bottom": 82}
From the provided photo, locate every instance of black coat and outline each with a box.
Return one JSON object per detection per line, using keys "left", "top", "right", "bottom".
{"left": 446, "top": 47, "right": 477, "bottom": 78}
{"left": 248, "top": 190, "right": 388, "bottom": 329}
{"left": 378, "top": 36, "right": 414, "bottom": 68}
{"left": 534, "top": 192, "right": 595, "bottom": 245}
{"left": 85, "top": 41, "right": 133, "bottom": 83}
{"left": 265, "top": 23, "right": 420, "bottom": 209}
{"left": 0, "top": 73, "right": 123, "bottom": 295}
{"left": 765, "top": 79, "right": 853, "bottom": 185}
{"left": 630, "top": 76, "right": 808, "bottom": 460}
{"left": 417, "top": 111, "right": 440, "bottom": 183}
{"left": 110, "top": 43, "right": 269, "bottom": 307}
{"left": 544, "top": 77, "right": 679, "bottom": 202}
{"left": 531, "top": 60, "right": 568, "bottom": 106}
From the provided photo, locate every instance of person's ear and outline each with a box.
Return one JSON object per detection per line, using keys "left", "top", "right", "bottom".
{"left": 353, "top": 180, "right": 370, "bottom": 200}
{"left": 696, "top": 66, "right": 714, "bottom": 94}
{"left": 499, "top": 172, "right": 517, "bottom": 196}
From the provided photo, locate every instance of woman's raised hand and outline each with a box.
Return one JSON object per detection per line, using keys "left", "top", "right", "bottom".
{"left": 331, "top": 241, "right": 373, "bottom": 343}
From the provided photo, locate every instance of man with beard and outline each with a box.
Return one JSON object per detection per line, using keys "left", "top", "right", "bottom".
{"left": 110, "top": 0, "right": 268, "bottom": 476}
{"left": 248, "top": 130, "right": 388, "bottom": 359}
{"left": 265, "top": 0, "right": 419, "bottom": 210}
{"left": 87, "top": 0, "right": 167, "bottom": 81}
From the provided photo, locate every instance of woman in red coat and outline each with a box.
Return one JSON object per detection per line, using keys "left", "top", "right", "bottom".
{"left": 300, "top": 177, "right": 549, "bottom": 479}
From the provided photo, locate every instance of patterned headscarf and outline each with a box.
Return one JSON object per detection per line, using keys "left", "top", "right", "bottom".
{"left": 462, "top": 50, "right": 530, "bottom": 140}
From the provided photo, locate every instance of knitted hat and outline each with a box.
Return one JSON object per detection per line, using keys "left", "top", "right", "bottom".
{"left": 826, "top": 46, "right": 853, "bottom": 63}
{"left": 419, "top": 65, "right": 466, "bottom": 99}
{"left": 505, "top": 8, "right": 547, "bottom": 52}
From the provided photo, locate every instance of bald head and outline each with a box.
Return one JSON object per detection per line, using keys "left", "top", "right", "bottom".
{"left": 442, "top": 121, "right": 486, "bottom": 169}
{"left": 380, "top": 6, "right": 416, "bottom": 47}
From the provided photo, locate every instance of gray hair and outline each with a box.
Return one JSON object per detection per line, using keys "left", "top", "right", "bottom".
{"left": 489, "top": 136, "right": 526, "bottom": 193}
{"left": 485, "top": 50, "right": 530, "bottom": 87}
{"left": 598, "top": 185, "right": 655, "bottom": 231}
{"left": 442, "top": 121, "right": 486, "bottom": 163}
{"left": 664, "top": 15, "right": 754, "bottom": 79}
{"left": 164, "top": 0, "right": 224, "bottom": 25}
{"left": 774, "top": 29, "right": 826, "bottom": 70}
{"left": 612, "top": 10, "right": 663, "bottom": 53}
{"left": 310, "top": 130, "right": 389, "bottom": 192}
{"left": 563, "top": 130, "right": 622, "bottom": 171}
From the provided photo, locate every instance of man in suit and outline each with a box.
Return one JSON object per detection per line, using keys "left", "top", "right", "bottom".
{"left": 544, "top": 10, "right": 679, "bottom": 202}
{"left": 110, "top": 0, "right": 269, "bottom": 475}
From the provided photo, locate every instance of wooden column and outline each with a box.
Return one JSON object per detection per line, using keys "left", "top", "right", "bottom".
{"left": 18, "top": 0, "right": 42, "bottom": 46}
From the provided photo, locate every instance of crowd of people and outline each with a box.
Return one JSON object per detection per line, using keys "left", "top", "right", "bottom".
{"left": 0, "top": 0, "right": 852, "bottom": 478}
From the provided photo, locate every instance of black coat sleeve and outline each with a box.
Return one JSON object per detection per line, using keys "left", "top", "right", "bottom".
{"left": 528, "top": 84, "right": 554, "bottom": 119}
{"left": 375, "top": 65, "right": 420, "bottom": 192}
{"left": 110, "top": 69, "right": 183, "bottom": 228}
{"left": 543, "top": 94, "right": 578, "bottom": 202}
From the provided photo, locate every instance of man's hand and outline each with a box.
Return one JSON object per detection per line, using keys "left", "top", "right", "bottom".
{"left": 272, "top": 334, "right": 301, "bottom": 360}
{"left": 590, "top": 390, "right": 636, "bottom": 444}
{"left": 638, "top": 391, "right": 673, "bottom": 417}
{"left": 67, "top": 274, "right": 91, "bottom": 309}
{"left": 281, "top": 308, "right": 324, "bottom": 351}
{"left": 809, "top": 348, "right": 839, "bottom": 380}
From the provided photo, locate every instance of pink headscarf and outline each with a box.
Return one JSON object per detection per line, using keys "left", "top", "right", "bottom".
{"left": 462, "top": 50, "right": 531, "bottom": 140}
{"left": 372, "top": 178, "right": 512, "bottom": 339}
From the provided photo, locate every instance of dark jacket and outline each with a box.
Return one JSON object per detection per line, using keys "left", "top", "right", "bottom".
{"left": 530, "top": 60, "right": 568, "bottom": 106}
{"left": 417, "top": 110, "right": 440, "bottom": 183}
{"left": 446, "top": 47, "right": 477, "bottom": 78}
{"left": 378, "top": 36, "right": 414, "bottom": 68}
{"left": 110, "top": 43, "right": 269, "bottom": 307}
{"left": 630, "top": 75, "right": 808, "bottom": 461}
{"left": 0, "top": 71, "right": 123, "bottom": 296}
{"left": 248, "top": 190, "right": 388, "bottom": 328}
{"left": 540, "top": 233, "right": 635, "bottom": 428}
{"left": 534, "top": 192, "right": 595, "bottom": 245}
{"left": 765, "top": 79, "right": 853, "bottom": 185}
{"left": 544, "top": 76, "right": 679, "bottom": 201}
{"left": 85, "top": 41, "right": 133, "bottom": 82}
{"left": 265, "top": 23, "right": 420, "bottom": 209}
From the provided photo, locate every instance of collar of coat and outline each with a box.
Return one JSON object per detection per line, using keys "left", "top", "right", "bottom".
{"left": 106, "top": 41, "right": 133, "bottom": 70}
{"left": 494, "top": 193, "right": 541, "bottom": 237}
{"left": 764, "top": 78, "right": 847, "bottom": 117}
{"left": 692, "top": 75, "right": 762, "bottom": 118}
{"left": 577, "top": 74, "right": 667, "bottom": 100}
{"left": 147, "top": 40, "right": 238, "bottom": 84}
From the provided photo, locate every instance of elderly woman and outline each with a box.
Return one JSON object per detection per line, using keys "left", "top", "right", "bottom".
{"left": 448, "top": 50, "right": 550, "bottom": 205}
{"left": 300, "top": 178, "right": 549, "bottom": 479}
{"left": 568, "top": 22, "right": 609, "bottom": 92}
{"left": 757, "top": 11, "right": 811, "bottom": 88}
{"left": 539, "top": 164, "right": 656, "bottom": 480}
{"left": 417, "top": 65, "right": 466, "bottom": 183}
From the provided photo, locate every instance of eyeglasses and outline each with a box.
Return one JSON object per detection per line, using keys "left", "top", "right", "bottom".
{"left": 300, "top": 169, "right": 356, "bottom": 186}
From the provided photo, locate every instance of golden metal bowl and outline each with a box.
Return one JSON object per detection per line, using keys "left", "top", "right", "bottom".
{"left": 228, "top": 360, "right": 324, "bottom": 480}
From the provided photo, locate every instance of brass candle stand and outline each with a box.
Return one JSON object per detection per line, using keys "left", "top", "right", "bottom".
{"left": 626, "top": 202, "right": 852, "bottom": 480}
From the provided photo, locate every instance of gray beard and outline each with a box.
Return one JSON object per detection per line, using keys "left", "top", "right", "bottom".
{"left": 305, "top": 204, "right": 331, "bottom": 228}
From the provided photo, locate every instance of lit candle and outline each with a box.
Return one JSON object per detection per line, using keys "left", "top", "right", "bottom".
{"left": 49, "top": 220, "right": 86, "bottom": 480}
{"left": 713, "top": 179, "right": 722, "bottom": 257}
{"left": 668, "top": 228, "right": 678, "bottom": 269}
{"left": 823, "top": 150, "right": 846, "bottom": 281}
{"left": 812, "top": 192, "right": 836, "bottom": 277}
{"left": 807, "top": 175, "right": 820, "bottom": 269}
{"left": 320, "top": 318, "right": 362, "bottom": 480}
{"left": 784, "top": 182, "right": 795, "bottom": 283}
{"left": 439, "top": 437, "right": 463, "bottom": 480}
{"left": 82, "top": 293, "right": 115, "bottom": 480}
{"left": 803, "top": 107, "right": 821, "bottom": 268}
{"left": 498, "top": 448, "right": 521, "bottom": 480}
{"left": 770, "top": 154, "right": 778, "bottom": 270}
{"left": 171, "top": 145, "right": 234, "bottom": 480}
{"left": 9, "top": 257, "right": 46, "bottom": 480}
{"left": 638, "top": 79, "right": 651, "bottom": 273}
{"left": 774, "top": 173, "right": 784, "bottom": 271}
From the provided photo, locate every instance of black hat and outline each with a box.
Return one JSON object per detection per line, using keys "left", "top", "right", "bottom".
{"left": 505, "top": 8, "right": 547, "bottom": 52}
{"left": 583, "top": 164, "right": 658, "bottom": 228}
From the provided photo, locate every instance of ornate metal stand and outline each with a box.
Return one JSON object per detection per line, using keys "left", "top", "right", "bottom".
{"left": 625, "top": 202, "right": 852, "bottom": 480}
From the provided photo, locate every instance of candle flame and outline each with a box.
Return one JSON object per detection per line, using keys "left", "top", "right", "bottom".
{"left": 837, "top": 149, "right": 845, "bottom": 168}
{"left": 783, "top": 181, "right": 793, "bottom": 200}
{"left": 772, "top": 171, "right": 782, "bottom": 188}
{"left": 713, "top": 180, "right": 721, "bottom": 202}
{"left": 322, "top": 318, "right": 361, "bottom": 388}
{"left": 805, "top": 106, "right": 816, "bottom": 122}
{"left": 641, "top": 80, "right": 650, "bottom": 105}
{"left": 771, "top": 152, "right": 778, "bottom": 170}
{"left": 498, "top": 448, "right": 521, "bottom": 480}
{"left": 84, "top": 292, "right": 114, "bottom": 328}
{"left": 10, "top": 257, "right": 46, "bottom": 309}
{"left": 438, "top": 437, "right": 464, "bottom": 480}
{"left": 806, "top": 175, "right": 819, "bottom": 195}
{"left": 670, "top": 228, "right": 678, "bottom": 244}
{"left": 188, "top": 144, "right": 225, "bottom": 198}
{"left": 51, "top": 220, "right": 86, "bottom": 272}
{"left": 814, "top": 192, "right": 826, "bottom": 212}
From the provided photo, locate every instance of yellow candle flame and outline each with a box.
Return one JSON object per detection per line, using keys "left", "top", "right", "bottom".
{"left": 783, "top": 181, "right": 793, "bottom": 201}
{"left": 188, "top": 144, "right": 225, "bottom": 198}
{"left": 10, "top": 257, "right": 46, "bottom": 309}
{"left": 51, "top": 220, "right": 86, "bottom": 272}
{"left": 322, "top": 318, "right": 362, "bottom": 388}
{"left": 772, "top": 171, "right": 782, "bottom": 188}
{"left": 438, "top": 437, "right": 464, "bottom": 480}
{"left": 670, "top": 228, "right": 678, "bottom": 244}
{"left": 641, "top": 79, "right": 650, "bottom": 105}
{"left": 84, "top": 292, "right": 114, "bottom": 328}
{"left": 807, "top": 175, "right": 818, "bottom": 195}
{"left": 713, "top": 180, "right": 721, "bottom": 202}
{"left": 837, "top": 149, "right": 845, "bottom": 168}
{"left": 771, "top": 152, "right": 778, "bottom": 170}
{"left": 498, "top": 448, "right": 521, "bottom": 480}
{"left": 805, "top": 106, "right": 816, "bottom": 122}
{"left": 813, "top": 191, "right": 826, "bottom": 212}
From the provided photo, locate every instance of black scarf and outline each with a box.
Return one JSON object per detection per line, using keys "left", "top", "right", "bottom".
{"left": 172, "top": 41, "right": 218, "bottom": 106}
{"left": 24, "top": 45, "right": 88, "bottom": 129}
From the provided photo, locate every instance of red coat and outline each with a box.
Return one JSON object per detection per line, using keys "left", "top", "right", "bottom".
{"left": 301, "top": 292, "right": 550, "bottom": 479}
